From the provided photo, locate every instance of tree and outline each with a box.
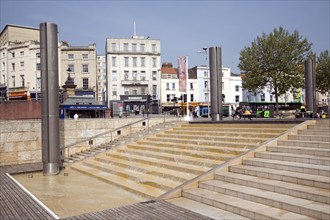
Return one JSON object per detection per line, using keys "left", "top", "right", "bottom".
{"left": 316, "top": 50, "right": 330, "bottom": 94}
{"left": 238, "top": 26, "right": 313, "bottom": 114}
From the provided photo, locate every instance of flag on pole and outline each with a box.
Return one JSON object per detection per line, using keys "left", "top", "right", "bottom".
{"left": 178, "top": 56, "right": 187, "bottom": 92}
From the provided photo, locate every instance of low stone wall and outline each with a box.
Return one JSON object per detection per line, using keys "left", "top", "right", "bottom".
{"left": 0, "top": 116, "right": 174, "bottom": 166}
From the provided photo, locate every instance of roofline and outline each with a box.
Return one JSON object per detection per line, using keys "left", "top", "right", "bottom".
{"left": 1, "top": 24, "right": 39, "bottom": 36}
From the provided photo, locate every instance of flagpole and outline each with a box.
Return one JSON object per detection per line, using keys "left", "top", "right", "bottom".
{"left": 185, "top": 56, "right": 190, "bottom": 120}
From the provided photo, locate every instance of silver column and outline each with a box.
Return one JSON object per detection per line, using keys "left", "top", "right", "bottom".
{"left": 209, "top": 47, "right": 222, "bottom": 121}
{"left": 304, "top": 60, "right": 316, "bottom": 113}
{"left": 40, "top": 23, "right": 60, "bottom": 175}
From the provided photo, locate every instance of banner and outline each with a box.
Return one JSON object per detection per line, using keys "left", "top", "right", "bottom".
{"left": 178, "top": 56, "right": 187, "bottom": 92}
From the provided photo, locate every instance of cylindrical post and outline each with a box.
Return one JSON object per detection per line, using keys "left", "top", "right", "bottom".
{"left": 305, "top": 60, "right": 316, "bottom": 113}
{"left": 40, "top": 23, "right": 60, "bottom": 175}
{"left": 209, "top": 47, "right": 222, "bottom": 121}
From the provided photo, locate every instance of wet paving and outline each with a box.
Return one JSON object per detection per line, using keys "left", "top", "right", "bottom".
{"left": 13, "top": 167, "right": 145, "bottom": 218}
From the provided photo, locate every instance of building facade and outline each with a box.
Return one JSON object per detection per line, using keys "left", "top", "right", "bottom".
{"left": 194, "top": 65, "right": 242, "bottom": 116}
{"left": 105, "top": 36, "right": 161, "bottom": 114}
{"left": 0, "top": 25, "right": 41, "bottom": 100}
{"left": 1, "top": 24, "right": 98, "bottom": 101}
{"left": 60, "top": 42, "right": 97, "bottom": 97}
{"left": 96, "top": 55, "right": 107, "bottom": 104}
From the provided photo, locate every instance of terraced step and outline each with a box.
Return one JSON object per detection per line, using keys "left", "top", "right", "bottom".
{"left": 198, "top": 179, "right": 329, "bottom": 219}
{"left": 288, "top": 134, "right": 330, "bottom": 142}
{"left": 70, "top": 162, "right": 164, "bottom": 198}
{"left": 183, "top": 188, "right": 312, "bottom": 220}
{"left": 267, "top": 145, "right": 330, "bottom": 157}
{"left": 298, "top": 129, "right": 330, "bottom": 136}
{"left": 125, "top": 143, "right": 238, "bottom": 161}
{"left": 307, "top": 124, "right": 330, "bottom": 130}
{"left": 242, "top": 157, "right": 330, "bottom": 177}
{"left": 255, "top": 151, "right": 330, "bottom": 166}
{"left": 136, "top": 139, "right": 252, "bottom": 151}
{"left": 277, "top": 140, "right": 330, "bottom": 149}
{"left": 172, "top": 126, "right": 288, "bottom": 134}
{"left": 155, "top": 133, "right": 269, "bottom": 144}
{"left": 94, "top": 154, "right": 195, "bottom": 183}
{"left": 214, "top": 171, "right": 330, "bottom": 204}
{"left": 164, "top": 129, "right": 280, "bottom": 139}
{"left": 181, "top": 123, "right": 294, "bottom": 129}
{"left": 105, "top": 151, "right": 210, "bottom": 175}
{"left": 229, "top": 164, "right": 330, "bottom": 189}
{"left": 145, "top": 137, "right": 257, "bottom": 149}
{"left": 115, "top": 147, "right": 222, "bottom": 168}
{"left": 167, "top": 197, "right": 250, "bottom": 220}
{"left": 81, "top": 159, "right": 180, "bottom": 191}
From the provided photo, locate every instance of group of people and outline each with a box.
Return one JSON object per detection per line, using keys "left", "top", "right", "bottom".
{"left": 232, "top": 105, "right": 271, "bottom": 120}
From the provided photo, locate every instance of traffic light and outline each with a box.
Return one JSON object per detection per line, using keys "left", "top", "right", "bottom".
{"left": 222, "top": 94, "right": 225, "bottom": 102}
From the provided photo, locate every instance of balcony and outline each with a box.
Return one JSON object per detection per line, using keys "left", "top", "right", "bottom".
{"left": 121, "top": 80, "right": 149, "bottom": 86}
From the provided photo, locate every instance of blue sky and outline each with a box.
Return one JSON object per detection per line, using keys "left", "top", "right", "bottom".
{"left": 1, "top": 0, "right": 329, "bottom": 73}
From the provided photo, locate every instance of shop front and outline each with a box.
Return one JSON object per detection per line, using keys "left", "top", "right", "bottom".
{"left": 60, "top": 96, "right": 107, "bottom": 119}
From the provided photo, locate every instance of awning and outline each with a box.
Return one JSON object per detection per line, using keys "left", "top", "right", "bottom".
{"left": 123, "top": 99, "right": 147, "bottom": 102}
{"left": 61, "top": 105, "right": 107, "bottom": 110}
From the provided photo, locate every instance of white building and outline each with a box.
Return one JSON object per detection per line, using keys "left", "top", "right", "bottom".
{"left": 96, "top": 55, "right": 106, "bottom": 104}
{"left": 194, "top": 65, "right": 242, "bottom": 115}
{"left": 0, "top": 24, "right": 98, "bottom": 101}
{"left": 105, "top": 36, "right": 161, "bottom": 113}
{"left": 0, "top": 25, "right": 41, "bottom": 100}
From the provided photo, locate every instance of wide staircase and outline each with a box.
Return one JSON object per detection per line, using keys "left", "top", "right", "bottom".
{"left": 63, "top": 120, "right": 183, "bottom": 164}
{"left": 70, "top": 122, "right": 294, "bottom": 199}
{"left": 167, "top": 120, "right": 330, "bottom": 219}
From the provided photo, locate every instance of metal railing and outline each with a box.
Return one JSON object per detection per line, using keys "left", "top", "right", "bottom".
{"left": 60, "top": 114, "right": 181, "bottom": 161}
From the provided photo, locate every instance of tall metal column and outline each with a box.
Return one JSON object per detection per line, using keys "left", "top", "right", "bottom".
{"left": 209, "top": 47, "right": 222, "bottom": 121}
{"left": 40, "top": 22, "right": 60, "bottom": 175}
{"left": 304, "top": 60, "right": 316, "bottom": 113}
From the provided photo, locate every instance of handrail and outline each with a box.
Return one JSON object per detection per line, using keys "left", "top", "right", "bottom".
{"left": 60, "top": 118, "right": 147, "bottom": 150}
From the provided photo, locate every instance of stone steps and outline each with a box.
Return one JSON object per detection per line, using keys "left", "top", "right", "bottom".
{"left": 183, "top": 188, "right": 313, "bottom": 219}
{"left": 255, "top": 151, "right": 330, "bottom": 166}
{"left": 181, "top": 123, "right": 294, "bottom": 129}
{"left": 94, "top": 154, "right": 195, "bottom": 183}
{"left": 70, "top": 122, "right": 287, "bottom": 200}
{"left": 198, "top": 179, "right": 329, "bottom": 219}
{"left": 307, "top": 124, "right": 330, "bottom": 130}
{"left": 104, "top": 150, "right": 210, "bottom": 175}
{"left": 155, "top": 133, "right": 269, "bottom": 144}
{"left": 267, "top": 145, "right": 330, "bottom": 157}
{"left": 242, "top": 157, "right": 330, "bottom": 177}
{"left": 298, "top": 129, "right": 330, "bottom": 136}
{"left": 164, "top": 130, "right": 280, "bottom": 139}
{"left": 214, "top": 171, "right": 330, "bottom": 204}
{"left": 63, "top": 120, "right": 184, "bottom": 165}
{"left": 167, "top": 120, "right": 330, "bottom": 219}
{"left": 70, "top": 162, "right": 164, "bottom": 198}
{"left": 229, "top": 164, "right": 330, "bottom": 189}
{"left": 167, "top": 197, "right": 250, "bottom": 220}
{"left": 144, "top": 136, "right": 257, "bottom": 149}
{"left": 277, "top": 139, "right": 330, "bottom": 149}
{"left": 81, "top": 159, "right": 181, "bottom": 191}
{"left": 136, "top": 139, "right": 253, "bottom": 151}
{"left": 125, "top": 143, "right": 238, "bottom": 161}
{"left": 288, "top": 134, "right": 330, "bottom": 142}
{"left": 172, "top": 127, "right": 288, "bottom": 134}
{"left": 115, "top": 147, "right": 222, "bottom": 168}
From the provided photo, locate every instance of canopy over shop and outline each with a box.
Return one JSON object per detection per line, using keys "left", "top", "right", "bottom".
{"left": 60, "top": 95, "right": 107, "bottom": 119}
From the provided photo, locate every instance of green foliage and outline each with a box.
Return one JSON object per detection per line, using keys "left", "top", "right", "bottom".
{"left": 316, "top": 50, "right": 330, "bottom": 94}
{"left": 239, "top": 26, "right": 312, "bottom": 108}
